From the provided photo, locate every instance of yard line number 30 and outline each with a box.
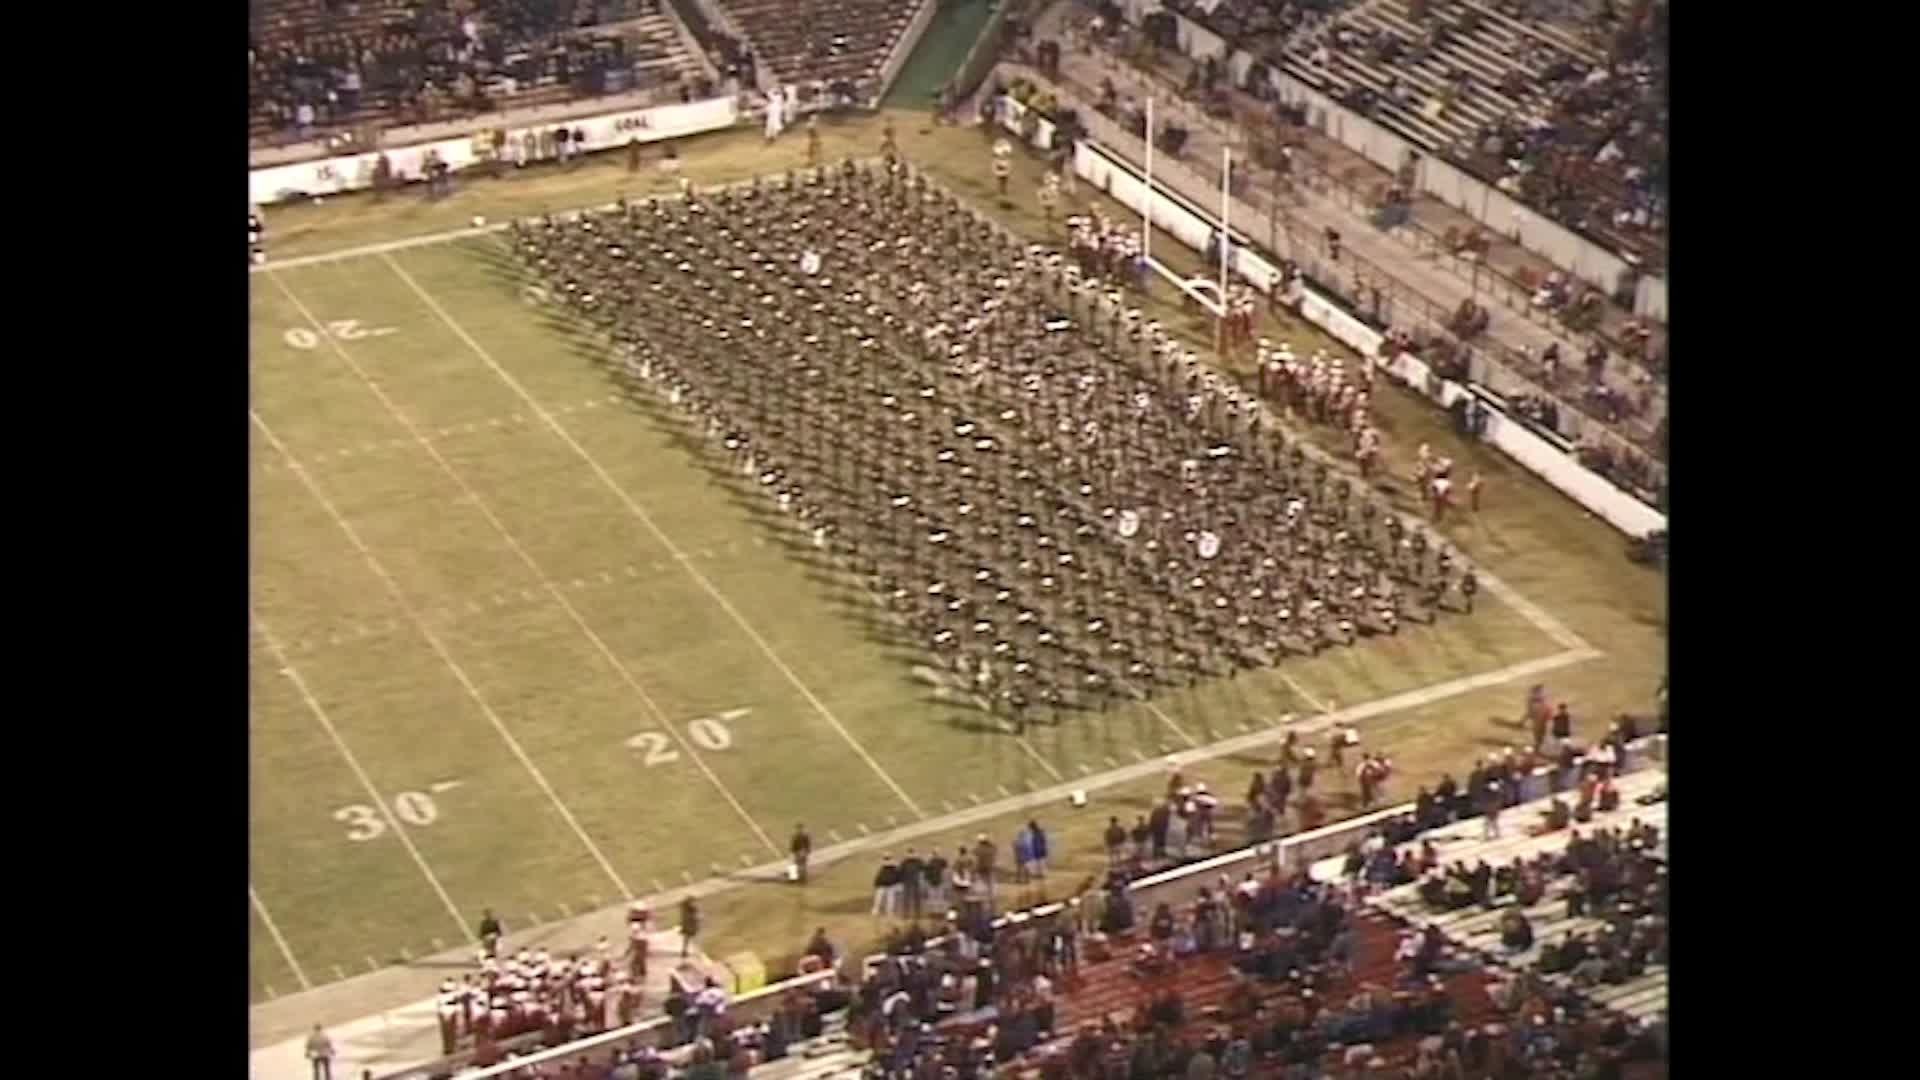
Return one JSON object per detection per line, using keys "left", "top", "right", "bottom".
{"left": 333, "top": 791, "right": 440, "bottom": 842}
{"left": 625, "top": 709, "right": 746, "bottom": 766}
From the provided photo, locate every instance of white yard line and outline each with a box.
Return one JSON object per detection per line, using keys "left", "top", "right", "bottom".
{"left": 381, "top": 252, "right": 929, "bottom": 821}
{"left": 1143, "top": 701, "right": 1201, "bottom": 747}
{"left": 251, "top": 398, "right": 642, "bottom": 895}
{"left": 249, "top": 884, "right": 314, "bottom": 991}
{"left": 265, "top": 271, "right": 776, "bottom": 867}
{"left": 1017, "top": 737, "right": 1066, "bottom": 782}
{"left": 1280, "top": 672, "right": 1331, "bottom": 714}
{"left": 1474, "top": 571, "right": 1595, "bottom": 654}
{"left": 251, "top": 616, "right": 474, "bottom": 941}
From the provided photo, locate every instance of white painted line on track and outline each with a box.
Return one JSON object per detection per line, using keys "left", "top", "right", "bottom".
{"left": 381, "top": 252, "right": 927, "bottom": 821}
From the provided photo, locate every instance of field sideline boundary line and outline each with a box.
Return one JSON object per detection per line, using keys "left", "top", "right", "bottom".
{"left": 251, "top": 643, "right": 1598, "bottom": 1031}
{"left": 263, "top": 270, "right": 774, "bottom": 872}
{"left": 381, "top": 252, "right": 929, "bottom": 821}
{"left": 255, "top": 221, "right": 511, "bottom": 273}
{"left": 251, "top": 616, "right": 474, "bottom": 943}
{"left": 249, "top": 167, "right": 886, "bottom": 274}
{"left": 249, "top": 883, "right": 314, "bottom": 991}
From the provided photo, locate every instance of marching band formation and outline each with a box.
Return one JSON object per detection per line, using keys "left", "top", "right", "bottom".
{"left": 506, "top": 159, "right": 1480, "bottom": 731}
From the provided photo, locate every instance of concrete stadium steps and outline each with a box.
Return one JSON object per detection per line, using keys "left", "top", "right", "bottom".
{"left": 1272, "top": 0, "right": 1620, "bottom": 159}
{"left": 1459, "top": 0, "right": 1603, "bottom": 64}
{"left": 620, "top": 12, "right": 708, "bottom": 80}
{"left": 718, "top": 0, "right": 920, "bottom": 86}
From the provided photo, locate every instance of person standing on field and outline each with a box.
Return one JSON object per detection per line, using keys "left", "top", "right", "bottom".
{"left": 973, "top": 834, "right": 998, "bottom": 904}
{"left": 790, "top": 823, "right": 812, "bottom": 883}
{"left": 306, "top": 1025, "right": 335, "bottom": 1080}
{"left": 626, "top": 902, "right": 650, "bottom": 978}
{"left": 678, "top": 896, "right": 700, "bottom": 958}
{"left": 899, "top": 848, "right": 926, "bottom": 919}
{"left": 1029, "top": 819, "right": 1050, "bottom": 879}
{"left": 478, "top": 909, "right": 503, "bottom": 958}
{"left": 925, "top": 849, "right": 948, "bottom": 913}
{"left": 872, "top": 854, "right": 901, "bottom": 918}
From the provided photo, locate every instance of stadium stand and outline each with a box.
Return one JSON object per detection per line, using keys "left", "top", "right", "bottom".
{"left": 369, "top": 711, "right": 1663, "bottom": 1079}
{"left": 665, "top": 0, "right": 759, "bottom": 89}
{"left": 1354, "top": 769, "right": 1668, "bottom": 1025}
{"left": 1024, "top": 3, "right": 1667, "bottom": 507}
{"left": 247, "top": 0, "right": 714, "bottom": 147}
{"left": 844, "top": 738, "right": 1667, "bottom": 1078}
{"left": 856, "top": 831, "right": 1666, "bottom": 1076}
{"left": 715, "top": 0, "right": 933, "bottom": 99}
{"left": 1162, "top": 0, "right": 1668, "bottom": 272}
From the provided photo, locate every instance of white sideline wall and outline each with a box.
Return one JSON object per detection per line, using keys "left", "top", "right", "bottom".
{"left": 249, "top": 96, "right": 740, "bottom": 207}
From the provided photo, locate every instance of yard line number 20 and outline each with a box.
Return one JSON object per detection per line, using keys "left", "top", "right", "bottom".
{"left": 333, "top": 791, "right": 440, "bottom": 842}
{"left": 283, "top": 320, "right": 399, "bottom": 351}
{"left": 625, "top": 710, "right": 746, "bottom": 766}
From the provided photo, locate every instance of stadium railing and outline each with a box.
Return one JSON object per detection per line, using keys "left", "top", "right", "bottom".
{"left": 989, "top": 64, "right": 1667, "bottom": 529}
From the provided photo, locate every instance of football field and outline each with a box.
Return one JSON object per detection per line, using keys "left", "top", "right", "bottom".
{"left": 248, "top": 114, "right": 1661, "bottom": 1012}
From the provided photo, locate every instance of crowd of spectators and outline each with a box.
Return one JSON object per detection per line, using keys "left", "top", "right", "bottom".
{"left": 855, "top": 900, "right": 1075, "bottom": 1074}
{"left": 1162, "top": 0, "right": 1670, "bottom": 272}
{"left": 247, "top": 0, "right": 709, "bottom": 145}
{"left": 854, "top": 854, "right": 1662, "bottom": 1079}
{"left": 1463, "top": 1, "right": 1668, "bottom": 268}
{"left": 1405, "top": 815, "right": 1668, "bottom": 990}
{"left": 450, "top": 706, "right": 1665, "bottom": 1079}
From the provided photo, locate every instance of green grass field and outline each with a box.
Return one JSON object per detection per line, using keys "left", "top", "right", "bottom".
{"left": 248, "top": 111, "right": 1663, "bottom": 1017}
